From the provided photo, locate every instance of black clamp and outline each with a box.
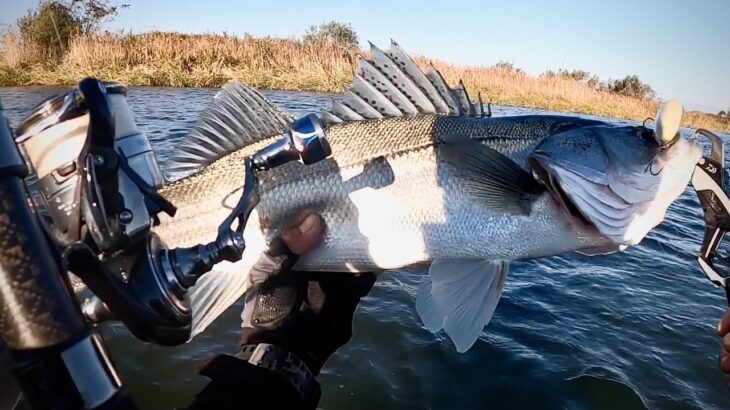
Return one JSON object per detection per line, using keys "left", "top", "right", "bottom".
{"left": 691, "top": 129, "right": 730, "bottom": 305}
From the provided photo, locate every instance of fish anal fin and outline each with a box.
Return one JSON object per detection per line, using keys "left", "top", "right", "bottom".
{"left": 416, "top": 259, "right": 510, "bottom": 353}
{"left": 416, "top": 275, "right": 444, "bottom": 332}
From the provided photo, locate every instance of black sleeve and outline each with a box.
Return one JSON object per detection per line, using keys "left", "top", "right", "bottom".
{"left": 185, "top": 354, "right": 314, "bottom": 410}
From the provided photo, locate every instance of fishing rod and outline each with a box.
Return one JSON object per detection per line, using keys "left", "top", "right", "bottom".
{"left": 0, "top": 78, "right": 330, "bottom": 408}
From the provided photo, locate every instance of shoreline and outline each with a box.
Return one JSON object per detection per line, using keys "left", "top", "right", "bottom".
{"left": 2, "top": 32, "right": 728, "bottom": 133}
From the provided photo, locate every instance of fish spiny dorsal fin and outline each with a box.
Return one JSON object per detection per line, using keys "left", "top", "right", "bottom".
{"left": 320, "top": 111, "right": 343, "bottom": 124}
{"left": 342, "top": 90, "right": 382, "bottom": 119}
{"left": 453, "top": 80, "right": 473, "bottom": 116}
{"left": 324, "top": 41, "right": 483, "bottom": 122}
{"left": 166, "top": 81, "right": 293, "bottom": 180}
{"left": 331, "top": 99, "right": 364, "bottom": 121}
{"left": 349, "top": 74, "right": 401, "bottom": 117}
{"left": 386, "top": 40, "right": 450, "bottom": 113}
{"left": 476, "top": 93, "right": 491, "bottom": 118}
{"left": 475, "top": 92, "right": 484, "bottom": 117}
{"left": 358, "top": 58, "right": 418, "bottom": 115}
{"left": 424, "top": 63, "right": 461, "bottom": 115}
{"left": 369, "top": 42, "right": 436, "bottom": 114}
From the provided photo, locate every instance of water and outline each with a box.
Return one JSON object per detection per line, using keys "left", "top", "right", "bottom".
{"left": 2, "top": 86, "right": 729, "bottom": 409}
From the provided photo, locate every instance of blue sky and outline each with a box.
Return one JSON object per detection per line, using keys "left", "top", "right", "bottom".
{"left": 3, "top": 0, "right": 728, "bottom": 113}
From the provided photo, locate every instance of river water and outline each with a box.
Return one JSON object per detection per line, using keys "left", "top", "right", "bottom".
{"left": 2, "top": 86, "right": 729, "bottom": 410}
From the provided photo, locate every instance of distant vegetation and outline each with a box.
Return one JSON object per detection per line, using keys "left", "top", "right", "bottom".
{"left": 12, "top": 0, "right": 126, "bottom": 59}
{"left": 542, "top": 69, "right": 655, "bottom": 100}
{"left": 303, "top": 21, "right": 359, "bottom": 49}
{"left": 1, "top": 1, "right": 728, "bottom": 133}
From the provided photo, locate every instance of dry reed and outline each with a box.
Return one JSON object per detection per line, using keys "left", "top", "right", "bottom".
{"left": 1, "top": 31, "right": 727, "bottom": 133}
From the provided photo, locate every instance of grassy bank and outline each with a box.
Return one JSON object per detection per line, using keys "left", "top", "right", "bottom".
{"left": 2, "top": 31, "right": 728, "bottom": 133}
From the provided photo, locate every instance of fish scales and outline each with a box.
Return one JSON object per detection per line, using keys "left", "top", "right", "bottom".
{"left": 155, "top": 115, "right": 519, "bottom": 247}
{"left": 151, "top": 43, "right": 700, "bottom": 349}
{"left": 154, "top": 115, "right": 592, "bottom": 272}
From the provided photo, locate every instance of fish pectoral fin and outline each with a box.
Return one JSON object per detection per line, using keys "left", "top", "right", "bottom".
{"left": 416, "top": 259, "right": 509, "bottom": 353}
{"left": 439, "top": 139, "right": 546, "bottom": 215}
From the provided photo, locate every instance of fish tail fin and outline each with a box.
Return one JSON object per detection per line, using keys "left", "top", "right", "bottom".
{"left": 165, "top": 81, "right": 294, "bottom": 181}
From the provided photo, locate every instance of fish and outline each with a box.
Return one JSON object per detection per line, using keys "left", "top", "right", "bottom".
{"left": 153, "top": 40, "right": 701, "bottom": 352}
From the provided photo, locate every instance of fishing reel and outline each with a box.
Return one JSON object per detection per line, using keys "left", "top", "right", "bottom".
{"left": 691, "top": 129, "right": 730, "bottom": 305}
{"left": 15, "top": 78, "right": 330, "bottom": 345}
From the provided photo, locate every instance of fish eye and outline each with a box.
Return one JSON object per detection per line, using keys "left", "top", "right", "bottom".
{"left": 638, "top": 128, "right": 656, "bottom": 143}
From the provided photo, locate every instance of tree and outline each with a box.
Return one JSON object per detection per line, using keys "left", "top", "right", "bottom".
{"left": 17, "top": 1, "right": 81, "bottom": 57}
{"left": 720, "top": 111, "right": 727, "bottom": 117}
{"left": 303, "top": 21, "right": 358, "bottom": 49}
{"left": 607, "top": 75, "right": 656, "bottom": 100}
{"left": 543, "top": 69, "right": 601, "bottom": 89}
{"left": 15, "top": 0, "right": 127, "bottom": 57}
{"left": 67, "top": 0, "right": 128, "bottom": 35}
{"left": 494, "top": 60, "right": 523, "bottom": 74}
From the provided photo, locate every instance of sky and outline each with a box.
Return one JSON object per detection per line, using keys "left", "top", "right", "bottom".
{"left": 2, "top": 0, "right": 729, "bottom": 113}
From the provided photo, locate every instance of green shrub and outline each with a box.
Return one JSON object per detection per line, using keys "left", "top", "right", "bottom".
{"left": 17, "top": 1, "right": 81, "bottom": 58}
{"left": 303, "top": 21, "right": 358, "bottom": 49}
{"left": 607, "top": 75, "right": 656, "bottom": 100}
{"left": 14, "top": 0, "right": 127, "bottom": 58}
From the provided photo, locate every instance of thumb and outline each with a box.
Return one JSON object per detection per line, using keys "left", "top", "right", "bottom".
{"left": 718, "top": 310, "right": 730, "bottom": 337}
{"left": 281, "top": 213, "right": 324, "bottom": 256}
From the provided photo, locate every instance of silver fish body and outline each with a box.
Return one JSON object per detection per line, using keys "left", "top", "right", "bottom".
{"left": 156, "top": 115, "right": 610, "bottom": 270}
{"left": 151, "top": 41, "right": 700, "bottom": 350}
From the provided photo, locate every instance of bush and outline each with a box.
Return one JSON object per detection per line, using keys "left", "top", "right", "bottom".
{"left": 68, "top": 0, "right": 128, "bottom": 35}
{"left": 14, "top": 0, "right": 127, "bottom": 58}
{"left": 17, "top": 1, "right": 81, "bottom": 57}
{"left": 606, "top": 75, "right": 656, "bottom": 100}
{"left": 303, "top": 21, "right": 358, "bottom": 49}
{"left": 543, "top": 69, "right": 600, "bottom": 89}
{"left": 494, "top": 60, "right": 524, "bottom": 75}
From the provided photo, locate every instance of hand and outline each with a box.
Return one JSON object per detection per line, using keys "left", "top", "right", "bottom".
{"left": 719, "top": 310, "right": 730, "bottom": 374}
{"left": 240, "top": 212, "right": 376, "bottom": 375}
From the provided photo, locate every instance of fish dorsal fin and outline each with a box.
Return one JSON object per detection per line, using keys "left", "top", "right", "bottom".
{"left": 166, "top": 81, "right": 293, "bottom": 180}
{"left": 425, "top": 63, "right": 461, "bottom": 115}
{"left": 416, "top": 259, "right": 510, "bottom": 353}
{"left": 453, "top": 80, "right": 473, "bottom": 115}
{"left": 324, "top": 40, "right": 486, "bottom": 122}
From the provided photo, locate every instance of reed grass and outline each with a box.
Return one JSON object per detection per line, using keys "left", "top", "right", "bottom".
{"left": 2, "top": 31, "right": 727, "bottom": 133}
